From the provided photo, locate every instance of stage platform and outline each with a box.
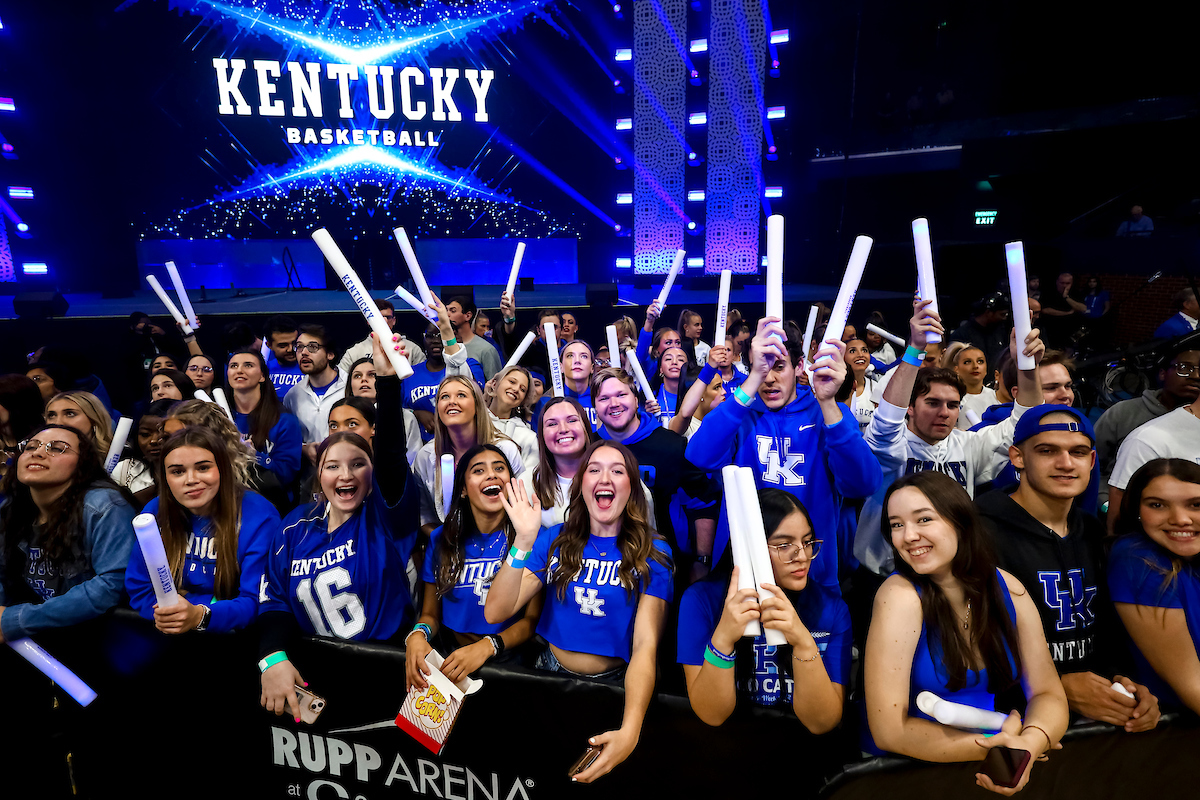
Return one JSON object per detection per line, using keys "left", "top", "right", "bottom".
{"left": 0, "top": 283, "right": 911, "bottom": 320}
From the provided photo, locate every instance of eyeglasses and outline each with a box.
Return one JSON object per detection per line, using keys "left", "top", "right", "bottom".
{"left": 1172, "top": 363, "right": 1200, "bottom": 379}
{"left": 19, "top": 439, "right": 74, "bottom": 457}
{"left": 186, "top": 365, "right": 214, "bottom": 373}
{"left": 293, "top": 342, "right": 325, "bottom": 353}
{"left": 28, "top": 374, "right": 50, "bottom": 383}
{"left": 766, "top": 539, "right": 821, "bottom": 563}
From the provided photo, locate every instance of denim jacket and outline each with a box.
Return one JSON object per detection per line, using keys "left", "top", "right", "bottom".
{"left": 0, "top": 484, "right": 137, "bottom": 640}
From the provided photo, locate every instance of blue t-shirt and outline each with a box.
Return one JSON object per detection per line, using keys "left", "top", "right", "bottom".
{"left": 266, "top": 355, "right": 304, "bottom": 399}
{"left": 125, "top": 492, "right": 280, "bottom": 633}
{"left": 1108, "top": 533, "right": 1200, "bottom": 709}
{"left": 656, "top": 385, "right": 678, "bottom": 421}
{"left": 233, "top": 410, "right": 303, "bottom": 485}
{"left": 1084, "top": 291, "right": 1110, "bottom": 319}
{"left": 525, "top": 523, "right": 673, "bottom": 661}
{"left": 259, "top": 479, "right": 419, "bottom": 641}
{"left": 564, "top": 385, "right": 599, "bottom": 430}
{"left": 677, "top": 576, "right": 852, "bottom": 707}
{"left": 722, "top": 370, "right": 747, "bottom": 396}
{"left": 420, "top": 525, "right": 521, "bottom": 635}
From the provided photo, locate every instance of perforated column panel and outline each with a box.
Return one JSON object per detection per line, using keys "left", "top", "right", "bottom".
{"left": 633, "top": 0, "right": 687, "bottom": 274}
{"left": 0, "top": 219, "right": 13, "bottom": 282}
{"left": 705, "top": 0, "right": 766, "bottom": 274}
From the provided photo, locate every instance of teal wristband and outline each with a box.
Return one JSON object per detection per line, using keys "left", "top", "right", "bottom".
{"left": 443, "top": 337, "right": 458, "bottom": 347}
{"left": 258, "top": 651, "right": 289, "bottom": 673}
{"left": 733, "top": 386, "right": 754, "bottom": 407}
{"left": 509, "top": 545, "right": 532, "bottom": 560}
{"left": 902, "top": 346, "right": 924, "bottom": 367}
{"left": 704, "top": 646, "right": 736, "bottom": 669}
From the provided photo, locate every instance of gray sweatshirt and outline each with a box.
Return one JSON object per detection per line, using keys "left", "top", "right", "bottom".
{"left": 1094, "top": 389, "right": 1168, "bottom": 504}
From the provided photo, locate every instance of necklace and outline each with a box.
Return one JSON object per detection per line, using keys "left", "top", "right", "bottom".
{"left": 591, "top": 536, "right": 615, "bottom": 558}
{"left": 962, "top": 600, "right": 971, "bottom": 631}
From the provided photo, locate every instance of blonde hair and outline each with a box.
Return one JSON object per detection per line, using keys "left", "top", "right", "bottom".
{"left": 432, "top": 375, "right": 511, "bottom": 501}
{"left": 166, "top": 399, "right": 254, "bottom": 487}
{"left": 47, "top": 391, "right": 114, "bottom": 456}
{"left": 941, "top": 341, "right": 982, "bottom": 371}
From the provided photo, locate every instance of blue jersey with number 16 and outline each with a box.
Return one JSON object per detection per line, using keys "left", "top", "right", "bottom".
{"left": 258, "top": 479, "right": 418, "bottom": 641}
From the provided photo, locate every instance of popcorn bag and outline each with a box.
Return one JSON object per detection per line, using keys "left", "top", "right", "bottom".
{"left": 395, "top": 650, "right": 483, "bottom": 754}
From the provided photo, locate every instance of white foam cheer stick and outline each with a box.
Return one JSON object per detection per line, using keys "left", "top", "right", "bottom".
{"left": 165, "top": 261, "right": 199, "bottom": 328}
{"left": 1005, "top": 242, "right": 1034, "bottom": 371}
{"left": 212, "top": 387, "right": 235, "bottom": 421}
{"left": 624, "top": 349, "right": 668, "bottom": 425}
{"left": 964, "top": 408, "right": 982, "bottom": 427}
{"left": 714, "top": 269, "right": 732, "bottom": 346}
{"left": 606, "top": 325, "right": 621, "bottom": 368}
{"left": 7, "top": 639, "right": 97, "bottom": 706}
{"left": 104, "top": 417, "right": 133, "bottom": 475}
{"left": 503, "top": 331, "right": 536, "bottom": 371}
{"left": 915, "top": 691, "right": 1008, "bottom": 732}
{"left": 766, "top": 215, "right": 784, "bottom": 324}
{"left": 544, "top": 322, "right": 565, "bottom": 398}
{"left": 866, "top": 323, "right": 905, "bottom": 348}
{"left": 1112, "top": 682, "right": 1135, "bottom": 699}
{"left": 654, "top": 249, "right": 686, "bottom": 309}
{"left": 393, "top": 227, "right": 436, "bottom": 311}
{"left": 735, "top": 466, "right": 787, "bottom": 645}
{"left": 395, "top": 285, "right": 438, "bottom": 323}
{"left": 440, "top": 454, "right": 455, "bottom": 518}
{"left": 314, "top": 228, "right": 414, "bottom": 379}
{"left": 817, "top": 235, "right": 873, "bottom": 366}
{"left": 132, "top": 513, "right": 181, "bottom": 609}
{"left": 802, "top": 305, "right": 819, "bottom": 368}
{"left": 194, "top": 389, "right": 215, "bottom": 405}
{"left": 721, "top": 465, "right": 762, "bottom": 637}
{"left": 506, "top": 242, "right": 525, "bottom": 299}
{"left": 911, "top": 218, "right": 941, "bottom": 345}
{"left": 146, "top": 275, "right": 193, "bottom": 336}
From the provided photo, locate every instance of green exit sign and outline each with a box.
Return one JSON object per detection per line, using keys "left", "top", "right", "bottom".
{"left": 975, "top": 210, "right": 998, "bottom": 226}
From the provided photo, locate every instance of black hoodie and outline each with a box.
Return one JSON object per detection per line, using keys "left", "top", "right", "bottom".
{"left": 977, "top": 491, "right": 1123, "bottom": 678}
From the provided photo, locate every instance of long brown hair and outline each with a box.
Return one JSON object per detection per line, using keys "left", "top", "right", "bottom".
{"left": 532, "top": 397, "right": 595, "bottom": 509}
{"left": 227, "top": 349, "right": 284, "bottom": 451}
{"left": 546, "top": 440, "right": 672, "bottom": 601}
{"left": 882, "top": 471, "right": 1022, "bottom": 693}
{"left": 155, "top": 426, "right": 245, "bottom": 599}
{"left": 1, "top": 425, "right": 125, "bottom": 593}
{"left": 433, "top": 444, "right": 515, "bottom": 599}
{"left": 1117, "top": 458, "right": 1200, "bottom": 598}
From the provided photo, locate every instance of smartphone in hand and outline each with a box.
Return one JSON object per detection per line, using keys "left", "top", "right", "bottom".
{"left": 982, "top": 745, "right": 1031, "bottom": 788}
{"left": 567, "top": 745, "right": 601, "bottom": 779}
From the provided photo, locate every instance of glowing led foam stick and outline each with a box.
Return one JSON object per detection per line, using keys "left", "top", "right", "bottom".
{"left": 544, "top": 322, "right": 565, "bottom": 398}
{"left": 314, "top": 228, "right": 414, "bottom": 379}
{"left": 866, "top": 323, "right": 905, "bottom": 348}
{"left": 146, "top": 275, "right": 193, "bottom": 336}
{"left": 802, "top": 306, "right": 819, "bottom": 367}
{"left": 132, "top": 513, "right": 181, "bottom": 610}
{"left": 714, "top": 269, "right": 732, "bottom": 346}
{"left": 103, "top": 417, "right": 133, "bottom": 475}
{"left": 916, "top": 691, "right": 1008, "bottom": 732}
{"left": 816, "top": 236, "right": 873, "bottom": 367}
{"left": 394, "top": 286, "right": 438, "bottom": 324}
{"left": 194, "top": 389, "right": 215, "bottom": 405}
{"left": 912, "top": 218, "right": 941, "bottom": 345}
{"left": 606, "top": 325, "right": 621, "bottom": 369}
{"left": 735, "top": 466, "right": 787, "bottom": 645}
{"left": 1005, "top": 242, "right": 1034, "bottom": 371}
{"left": 393, "top": 227, "right": 436, "bottom": 311}
{"left": 164, "top": 261, "right": 199, "bottom": 329}
{"left": 212, "top": 388, "right": 235, "bottom": 421}
{"left": 503, "top": 331, "right": 536, "bottom": 371}
{"left": 721, "top": 466, "right": 761, "bottom": 637}
{"left": 624, "top": 349, "right": 667, "bottom": 425}
{"left": 7, "top": 639, "right": 97, "bottom": 707}
{"left": 654, "top": 249, "right": 686, "bottom": 309}
{"left": 505, "top": 242, "right": 525, "bottom": 299}
{"left": 766, "top": 215, "right": 784, "bottom": 324}
{"left": 440, "top": 454, "right": 455, "bottom": 518}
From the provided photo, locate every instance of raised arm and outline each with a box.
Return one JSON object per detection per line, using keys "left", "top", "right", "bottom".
{"left": 881, "top": 298, "right": 942, "bottom": 409}
{"left": 484, "top": 479, "right": 545, "bottom": 624}
{"left": 371, "top": 333, "right": 414, "bottom": 507}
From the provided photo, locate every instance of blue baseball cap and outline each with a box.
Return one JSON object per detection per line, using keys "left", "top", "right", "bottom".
{"left": 527, "top": 368, "right": 547, "bottom": 384}
{"left": 1013, "top": 403, "right": 1095, "bottom": 446}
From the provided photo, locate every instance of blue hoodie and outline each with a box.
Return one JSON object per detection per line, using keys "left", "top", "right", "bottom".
{"left": 599, "top": 410, "right": 718, "bottom": 554}
{"left": 686, "top": 387, "right": 883, "bottom": 589}
{"left": 125, "top": 491, "right": 279, "bottom": 633}
{"left": 233, "top": 411, "right": 302, "bottom": 486}
{"left": 0, "top": 484, "right": 137, "bottom": 640}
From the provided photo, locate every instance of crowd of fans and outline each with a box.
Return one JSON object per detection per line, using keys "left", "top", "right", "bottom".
{"left": 1, "top": 275, "right": 1198, "bottom": 792}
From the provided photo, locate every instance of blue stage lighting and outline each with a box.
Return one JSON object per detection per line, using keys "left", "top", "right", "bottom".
{"left": 615, "top": 257, "right": 632, "bottom": 268}
{"left": 765, "top": 186, "right": 783, "bottom": 198}
{"left": 687, "top": 190, "right": 705, "bottom": 202}
{"left": 616, "top": 118, "right": 633, "bottom": 130}
{"left": 8, "top": 186, "right": 34, "bottom": 199}
{"left": 767, "top": 106, "right": 786, "bottom": 120}
{"left": 615, "top": 48, "right": 632, "bottom": 61}
{"left": 687, "top": 221, "right": 696, "bottom": 229}
{"left": 689, "top": 39, "right": 708, "bottom": 53}
{"left": 686, "top": 257, "right": 704, "bottom": 267}
{"left": 616, "top": 193, "right": 633, "bottom": 205}
{"left": 688, "top": 112, "right": 707, "bottom": 125}
{"left": 770, "top": 29, "right": 790, "bottom": 44}
{"left": 22, "top": 262, "right": 48, "bottom": 275}
{"left": 16, "top": 222, "right": 29, "bottom": 232}
{"left": 0, "top": 97, "right": 14, "bottom": 112}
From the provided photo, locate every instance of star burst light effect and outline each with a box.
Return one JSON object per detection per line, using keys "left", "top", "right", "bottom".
{"left": 148, "top": 0, "right": 555, "bottom": 64}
